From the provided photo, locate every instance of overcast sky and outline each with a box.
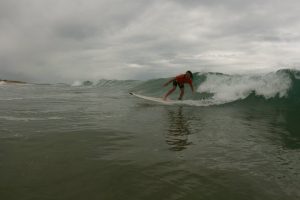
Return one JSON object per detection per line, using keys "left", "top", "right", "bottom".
{"left": 1, "top": 0, "right": 300, "bottom": 83}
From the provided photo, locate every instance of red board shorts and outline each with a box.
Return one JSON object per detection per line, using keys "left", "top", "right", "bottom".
{"left": 173, "top": 80, "right": 184, "bottom": 88}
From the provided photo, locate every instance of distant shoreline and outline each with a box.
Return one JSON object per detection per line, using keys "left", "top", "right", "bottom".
{"left": 0, "top": 80, "right": 27, "bottom": 84}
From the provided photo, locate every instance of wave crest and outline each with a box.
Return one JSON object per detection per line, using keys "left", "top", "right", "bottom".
{"left": 198, "top": 71, "right": 292, "bottom": 104}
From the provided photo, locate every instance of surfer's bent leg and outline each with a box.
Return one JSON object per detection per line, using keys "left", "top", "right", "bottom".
{"left": 163, "top": 80, "right": 177, "bottom": 100}
{"left": 178, "top": 85, "right": 184, "bottom": 100}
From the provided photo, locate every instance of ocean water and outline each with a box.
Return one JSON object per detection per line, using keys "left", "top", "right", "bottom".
{"left": 0, "top": 69, "right": 299, "bottom": 200}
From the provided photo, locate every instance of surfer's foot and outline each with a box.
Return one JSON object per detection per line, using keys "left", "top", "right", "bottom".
{"left": 163, "top": 95, "right": 168, "bottom": 101}
{"left": 178, "top": 97, "right": 182, "bottom": 100}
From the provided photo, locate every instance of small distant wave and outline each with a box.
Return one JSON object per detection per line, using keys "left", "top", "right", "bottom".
{"left": 0, "top": 98, "right": 24, "bottom": 101}
{"left": 96, "top": 79, "right": 140, "bottom": 88}
{"left": 71, "top": 79, "right": 141, "bottom": 88}
{"left": 0, "top": 80, "right": 28, "bottom": 85}
{"left": 0, "top": 116, "right": 64, "bottom": 121}
{"left": 72, "top": 81, "right": 85, "bottom": 86}
{"left": 0, "top": 81, "right": 6, "bottom": 85}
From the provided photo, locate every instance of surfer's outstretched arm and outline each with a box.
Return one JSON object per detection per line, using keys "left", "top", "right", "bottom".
{"left": 163, "top": 77, "right": 176, "bottom": 87}
{"left": 190, "top": 84, "right": 195, "bottom": 93}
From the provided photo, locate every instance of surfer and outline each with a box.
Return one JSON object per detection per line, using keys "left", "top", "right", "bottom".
{"left": 163, "top": 71, "right": 194, "bottom": 100}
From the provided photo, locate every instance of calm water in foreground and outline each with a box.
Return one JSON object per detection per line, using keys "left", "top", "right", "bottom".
{"left": 0, "top": 82, "right": 299, "bottom": 200}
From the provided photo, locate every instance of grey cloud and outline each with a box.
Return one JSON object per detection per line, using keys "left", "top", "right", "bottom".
{"left": 54, "top": 22, "right": 99, "bottom": 40}
{"left": 1, "top": 0, "right": 300, "bottom": 83}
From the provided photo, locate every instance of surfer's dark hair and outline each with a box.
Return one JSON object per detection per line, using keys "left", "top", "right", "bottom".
{"left": 187, "top": 71, "right": 193, "bottom": 79}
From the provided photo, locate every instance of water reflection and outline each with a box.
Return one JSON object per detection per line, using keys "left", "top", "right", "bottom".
{"left": 165, "top": 107, "right": 192, "bottom": 151}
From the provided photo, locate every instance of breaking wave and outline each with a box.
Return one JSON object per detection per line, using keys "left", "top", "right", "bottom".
{"left": 71, "top": 69, "right": 300, "bottom": 106}
{"left": 197, "top": 70, "right": 293, "bottom": 104}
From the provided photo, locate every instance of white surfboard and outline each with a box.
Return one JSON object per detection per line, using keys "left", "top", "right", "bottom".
{"left": 130, "top": 92, "right": 218, "bottom": 106}
{"left": 129, "top": 92, "right": 179, "bottom": 105}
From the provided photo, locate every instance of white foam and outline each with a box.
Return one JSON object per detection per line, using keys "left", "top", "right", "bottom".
{"left": 71, "top": 80, "right": 96, "bottom": 86}
{"left": 197, "top": 72, "right": 292, "bottom": 104}
{"left": 0, "top": 98, "right": 24, "bottom": 101}
{"left": 177, "top": 99, "right": 223, "bottom": 106}
{"left": 71, "top": 81, "right": 83, "bottom": 86}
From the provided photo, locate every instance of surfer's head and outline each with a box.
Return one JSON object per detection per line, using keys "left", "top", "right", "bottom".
{"left": 186, "top": 71, "right": 193, "bottom": 79}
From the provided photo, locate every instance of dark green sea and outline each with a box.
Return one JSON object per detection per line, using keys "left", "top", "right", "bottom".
{"left": 0, "top": 69, "right": 299, "bottom": 200}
